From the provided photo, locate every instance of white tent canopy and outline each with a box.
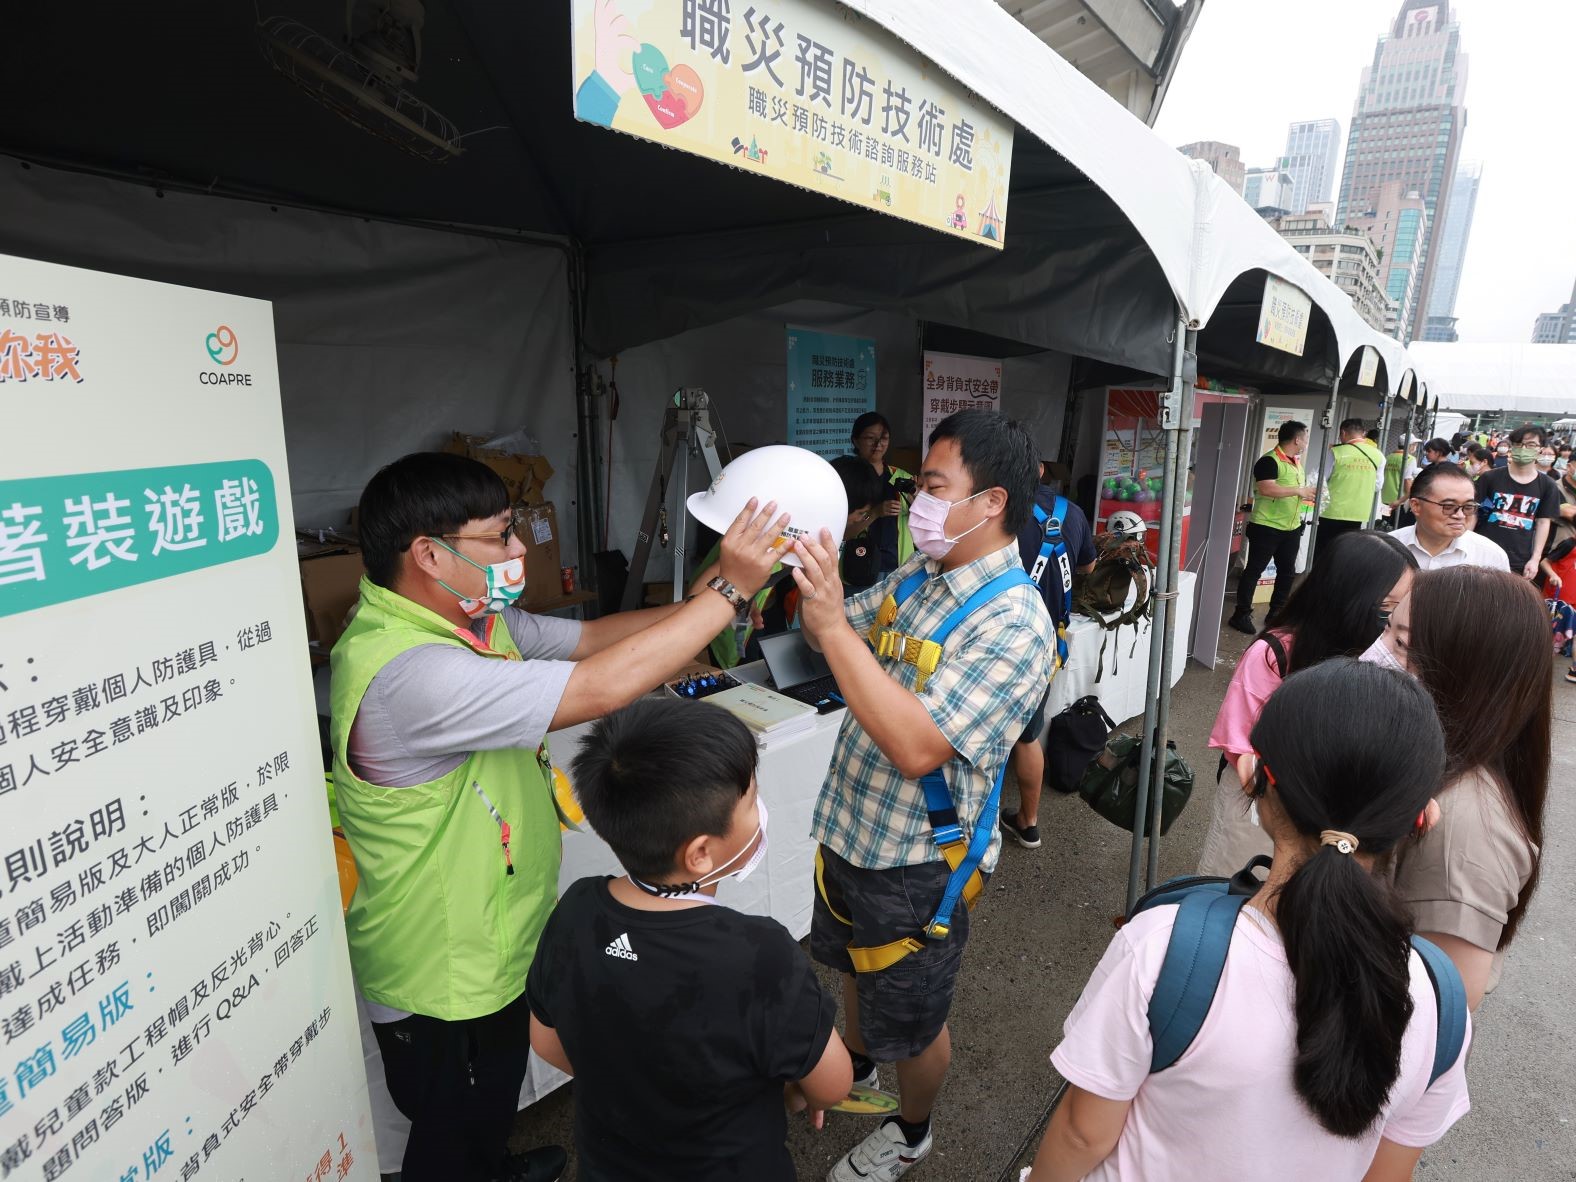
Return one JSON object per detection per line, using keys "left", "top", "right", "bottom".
{"left": 860, "top": 0, "right": 1408, "bottom": 390}
{"left": 1407, "top": 343, "right": 1576, "bottom": 416}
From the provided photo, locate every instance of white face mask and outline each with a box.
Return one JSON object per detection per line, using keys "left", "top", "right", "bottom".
{"left": 1359, "top": 633, "right": 1409, "bottom": 676}
{"left": 696, "top": 796, "right": 769, "bottom": 889}
{"left": 907, "top": 489, "right": 989, "bottom": 559}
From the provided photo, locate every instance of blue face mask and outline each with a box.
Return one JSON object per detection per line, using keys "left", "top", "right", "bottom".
{"left": 428, "top": 537, "right": 525, "bottom": 618}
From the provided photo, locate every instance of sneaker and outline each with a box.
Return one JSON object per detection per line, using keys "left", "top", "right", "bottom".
{"left": 1228, "top": 612, "right": 1256, "bottom": 636}
{"left": 494, "top": 1146, "right": 568, "bottom": 1182}
{"left": 851, "top": 1058, "right": 879, "bottom": 1090}
{"left": 828, "top": 1119, "right": 933, "bottom": 1182}
{"left": 1566, "top": 665, "right": 1576, "bottom": 684}
{"left": 999, "top": 810, "right": 1041, "bottom": 849}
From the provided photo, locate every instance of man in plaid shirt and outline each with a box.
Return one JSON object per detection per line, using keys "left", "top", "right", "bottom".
{"left": 791, "top": 411, "right": 1054, "bottom": 1182}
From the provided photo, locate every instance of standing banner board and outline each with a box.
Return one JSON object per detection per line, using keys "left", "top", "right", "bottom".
{"left": 786, "top": 328, "right": 875, "bottom": 459}
{"left": 0, "top": 256, "right": 374, "bottom": 1182}
{"left": 1256, "top": 275, "right": 1312, "bottom": 357}
{"left": 1357, "top": 346, "right": 1380, "bottom": 388}
{"left": 921, "top": 352, "right": 1001, "bottom": 442}
{"left": 570, "top": 0, "right": 1014, "bottom": 246}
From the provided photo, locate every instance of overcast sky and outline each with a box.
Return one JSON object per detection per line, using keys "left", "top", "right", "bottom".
{"left": 1152, "top": 0, "right": 1576, "bottom": 342}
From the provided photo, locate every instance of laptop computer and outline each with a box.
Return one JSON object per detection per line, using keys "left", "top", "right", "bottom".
{"left": 757, "top": 630, "right": 845, "bottom": 714}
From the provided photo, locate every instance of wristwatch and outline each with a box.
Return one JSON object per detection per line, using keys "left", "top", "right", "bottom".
{"left": 706, "top": 575, "right": 750, "bottom": 613}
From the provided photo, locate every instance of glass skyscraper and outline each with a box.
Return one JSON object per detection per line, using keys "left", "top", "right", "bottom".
{"left": 1283, "top": 119, "right": 1342, "bottom": 216}
{"left": 1335, "top": 1, "right": 1468, "bottom": 342}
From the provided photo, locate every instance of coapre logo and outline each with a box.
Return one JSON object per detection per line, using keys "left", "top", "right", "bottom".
{"left": 205, "top": 324, "right": 239, "bottom": 366}
{"left": 201, "top": 324, "right": 253, "bottom": 386}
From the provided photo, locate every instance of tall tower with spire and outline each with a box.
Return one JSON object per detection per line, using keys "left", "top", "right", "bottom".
{"left": 1335, "top": 1, "right": 1468, "bottom": 342}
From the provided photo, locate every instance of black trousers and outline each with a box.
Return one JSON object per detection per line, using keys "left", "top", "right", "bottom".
{"left": 373, "top": 990, "right": 532, "bottom": 1182}
{"left": 1235, "top": 522, "right": 1304, "bottom": 618}
{"left": 1318, "top": 518, "right": 1364, "bottom": 538}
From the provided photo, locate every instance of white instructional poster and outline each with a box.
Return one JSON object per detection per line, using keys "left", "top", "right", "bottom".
{"left": 0, "top": 256, "right": 373, "bottom": 1182}
{"left": 921, "top": 352, "right": 1002, "bottom": 442}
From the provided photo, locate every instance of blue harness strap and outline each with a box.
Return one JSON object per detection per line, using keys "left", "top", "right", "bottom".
{"left": 1030, "top": 498, "right": 1072, "bottom": 667}
{"left": 889, "top": 566, "right": 1036, "bottom": 940}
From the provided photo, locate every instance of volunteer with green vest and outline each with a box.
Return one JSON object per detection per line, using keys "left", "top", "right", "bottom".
{"left": 1231, "top": 420, "right": 1314, "bottom": 635}
{"left": 1319, "top": 418, "right": 1385, "bottom": 538}
{"left": 852, "top": 411, "right": 917, "bottom": 573}
{"left": 1383, "top": 436, "right": 1421, "bottom": 525}
{"left": 331, "top": 451, "right": 788, "bottom": 1182}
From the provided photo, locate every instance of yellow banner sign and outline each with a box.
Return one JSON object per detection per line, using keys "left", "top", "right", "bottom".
{"left": 571, "top": 0, "right": 1014, "bottom": 248}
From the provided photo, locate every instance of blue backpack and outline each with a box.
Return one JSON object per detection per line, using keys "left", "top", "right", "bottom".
{"left": 1130, "top": 856, "right": 1467, "bottom": 1085}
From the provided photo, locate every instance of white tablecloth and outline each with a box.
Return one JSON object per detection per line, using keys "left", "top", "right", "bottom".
{"left": 1043, "top": 571, "right": 1197, "bottom": 727}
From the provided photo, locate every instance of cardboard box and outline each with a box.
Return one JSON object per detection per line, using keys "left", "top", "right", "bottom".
{"left": 518, "top": 502, "right": 562, "bottom": 610}
{"left": 445, "top": 432, "right": 555, "bottom": 505}
{"left": 300, "top": 550, "right": 366, "bottom": 650}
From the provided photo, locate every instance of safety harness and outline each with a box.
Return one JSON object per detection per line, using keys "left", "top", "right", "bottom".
{"left": 1030, "top": 497, "right": 1072, "bottom": 669}
{"left": 823, "top": 564, "right": 1035, "bottom": 973}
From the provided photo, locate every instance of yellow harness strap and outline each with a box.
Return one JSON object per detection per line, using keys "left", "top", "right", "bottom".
{"left": 814, "top": 844, "right": 987, "bottom": 974}
{"left": 867, "top": 594, "right": 946, "bottom": 692}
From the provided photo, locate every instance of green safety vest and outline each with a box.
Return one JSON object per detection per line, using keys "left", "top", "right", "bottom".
{"left": 1250, "top": 448, "right": 1305, "bottom": 531}
{"left": 330, "top": 577, "right": 560, "bottom": 1020}
{"left": 888, "top": 465, "right": 916, "bottom": 567}
{"left": 1382, "top": 451, "right": 1408, "bottom": 505}
{"left": 1325, "top": 439, "right": 1385, "bottom": 522}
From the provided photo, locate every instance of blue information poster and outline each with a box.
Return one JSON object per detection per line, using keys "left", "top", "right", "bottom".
{"left": 786, "top": 328, "right": 876, "bottom": 459}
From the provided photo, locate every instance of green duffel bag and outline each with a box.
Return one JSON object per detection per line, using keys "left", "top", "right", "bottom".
{"left": 1077, "top": 733, "right": 1194, "bottom": 836}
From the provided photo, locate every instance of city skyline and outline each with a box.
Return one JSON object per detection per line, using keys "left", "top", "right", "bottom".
{"left": 1154, "top": 0, "right": 1575, "bottom": 343}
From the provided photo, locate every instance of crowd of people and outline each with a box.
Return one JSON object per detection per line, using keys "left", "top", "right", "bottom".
{"left": 325, "top": 409, "right": 1557, "bottom": 1182}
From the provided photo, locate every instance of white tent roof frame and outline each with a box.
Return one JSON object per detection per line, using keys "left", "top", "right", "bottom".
{"left": 1406, "top": 343, "right": 1576, "bottom": 417}
{"left": 854, "top": 0, "right": 1415, "bottom": 394}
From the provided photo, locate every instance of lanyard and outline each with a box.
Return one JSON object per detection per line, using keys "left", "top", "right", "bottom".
{"left": 471, "top": 781, "right": 515, "bottom": 876}
{"left": 628, "top": 875, "right": 717, "bottom": 905}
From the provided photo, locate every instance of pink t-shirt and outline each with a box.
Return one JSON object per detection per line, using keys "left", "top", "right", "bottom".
{"left": 1207, "top": 631, "right": 1293, "bottom": 759}
{"left": 1050, "top": 905, "right": 1471, "bottom": 1181}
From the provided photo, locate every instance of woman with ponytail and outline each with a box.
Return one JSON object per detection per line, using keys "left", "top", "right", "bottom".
{"left": 1026, "top": 660, "right": 1470, "bottom": 1181}
{"left": 1374, "top": 565, "right": 1550, "bottom": 1009}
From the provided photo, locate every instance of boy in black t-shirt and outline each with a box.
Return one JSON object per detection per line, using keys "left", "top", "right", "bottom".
{"left": 1475, "top": 423, "right": 1562, "bottom": 578}
{"left": 526, "top": 699, "right": 852, "bottom": 1182}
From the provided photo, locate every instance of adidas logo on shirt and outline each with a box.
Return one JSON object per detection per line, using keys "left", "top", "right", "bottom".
{"left": 604, "top": 933, "right": 638, "bottom": 961}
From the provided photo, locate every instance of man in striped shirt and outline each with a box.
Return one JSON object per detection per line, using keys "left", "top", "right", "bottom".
{"left": 790, "top": 411, "right": 1054, "bottom": 1182}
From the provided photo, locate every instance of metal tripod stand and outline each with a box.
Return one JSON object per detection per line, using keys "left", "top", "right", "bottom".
{"left": 619, "top": 388, "right": 726, "bottom": 612}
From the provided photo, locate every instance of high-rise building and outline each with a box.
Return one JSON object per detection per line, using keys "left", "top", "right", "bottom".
{"left": 1336, "top": 1, "right": 1469, "bottom": 342}
{"left": 1422, "top": 315, "right": 1460, "bottom": 342}
{"left": 1267, "top": 210, "right": 1393, "bottom": 332}
{"left": 1244, "top": 162, "right": 1294, "bottom": 212}
{"left": 1351, "top": 182, "right": 1430, "bottom": 340}
{"left": 1532, "top": 280, "right": 1576, "bottom": 344}
{"left": 1178, "top": 141, "right": 1245, "bottom": 195}
{"left": 1283, "top": 119, "right": 1342, "bottom": 214}
{"left": 1424, "top": 160, "right": 1482, "bottom": 325}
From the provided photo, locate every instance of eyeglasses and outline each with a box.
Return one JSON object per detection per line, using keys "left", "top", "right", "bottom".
{"left": 439, "top": 508, "right": 522, "bottom": 548}
{"left": 1411, "top": 497, "right": 1478, "bottom": 519}
{"left": 440, "top": 527, "right": 516, "bottom": 547}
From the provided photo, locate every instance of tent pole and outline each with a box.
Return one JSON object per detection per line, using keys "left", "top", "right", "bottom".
{"left": 1126, "top": 315, "right": 1189, "bottom": 912}
{"left": 1369, "top": 388, "right": 1396, "bottom": 527}
{"left": 1145, "top": 328, "right": 1198, "bottom": 892}
{"left": 1304, "top": 376, "right": 1341, "bottom": 567}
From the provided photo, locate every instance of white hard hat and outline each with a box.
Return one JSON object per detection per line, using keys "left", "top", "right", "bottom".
{"left": 1106, "top": 510, "right": 1147, "bottom": 540}
{"left": 686, "top": 445, "right": 846, "bottom": 568}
